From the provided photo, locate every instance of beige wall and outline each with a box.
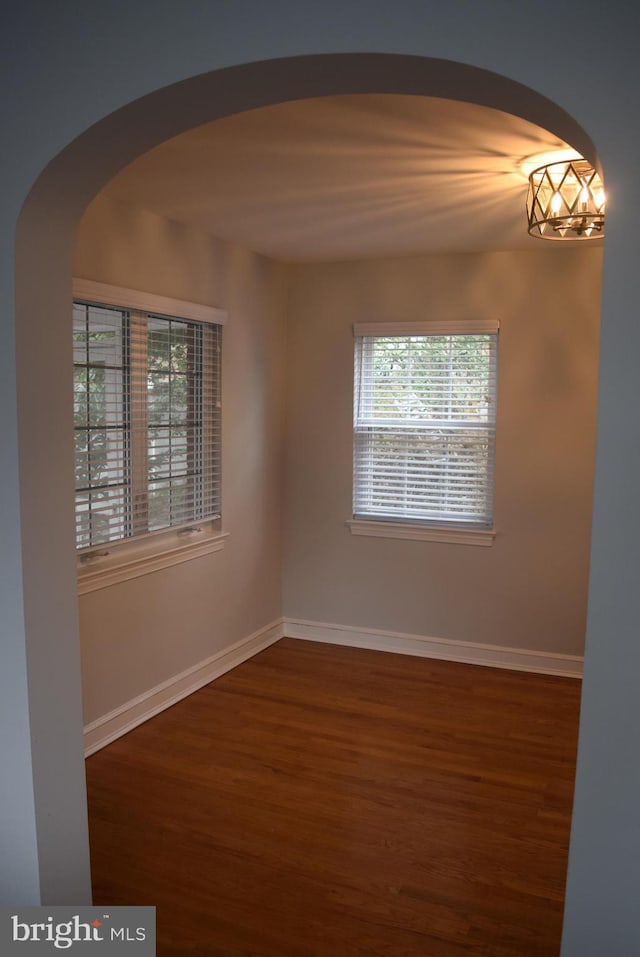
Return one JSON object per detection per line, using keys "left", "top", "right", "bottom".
{"left": 74, "top": 196, "right": 601, "bottom": 726}
{"left": 283, "top": 247, "right": 602, "bottom": 655}
{"left": 74, "top": 195, "right": 287, "bottom": 723}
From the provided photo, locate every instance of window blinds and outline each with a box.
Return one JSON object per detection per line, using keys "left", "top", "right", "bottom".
{"left": 353, "top": 327, "right": 498, "bottom": 526}
{"left": 73, "top": 302, "right": 221, "bottom": 549}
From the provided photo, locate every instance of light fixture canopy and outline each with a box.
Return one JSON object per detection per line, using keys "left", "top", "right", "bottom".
{"left": 527, "top": 158, "right": 605, "bottom": 240}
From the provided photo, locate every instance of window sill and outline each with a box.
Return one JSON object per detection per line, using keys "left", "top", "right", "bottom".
{"left": 77, "top": 526, "right": 229, "bottom": 595}
{"left": 346, "top": 519, "right": 495, "bottom": 546}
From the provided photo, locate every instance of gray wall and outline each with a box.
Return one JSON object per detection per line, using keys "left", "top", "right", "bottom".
{"left": 284, "top": 249, "right": 602, "bottom": 654}
{"left": 2, "top": 4, "right": 640, "bottom": 953}
{"left": 74, "top": 195, "right": 286, "bottom": 723}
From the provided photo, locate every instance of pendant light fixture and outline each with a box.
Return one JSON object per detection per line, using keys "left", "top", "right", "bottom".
{"left": 527, "top": 158, "right": 605, "bottom": 240}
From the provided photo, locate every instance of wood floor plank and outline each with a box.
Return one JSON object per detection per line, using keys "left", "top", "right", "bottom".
{"left": 86, "top": 638, "right": 581, "bottom": 956}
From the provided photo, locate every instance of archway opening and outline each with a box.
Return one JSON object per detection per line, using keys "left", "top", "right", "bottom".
{"left": 14, "top": 52, "right": 602, "bottom": 914}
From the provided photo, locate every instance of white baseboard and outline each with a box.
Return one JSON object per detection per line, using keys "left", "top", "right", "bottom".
{"left": 283, "top": 618, "right": 583, "bottom": 678}
{"left": 83, "top": 618, "right": 284, "bottom": 756}
{"left": 84, "top": 616, "right": 582, "bottom": 755}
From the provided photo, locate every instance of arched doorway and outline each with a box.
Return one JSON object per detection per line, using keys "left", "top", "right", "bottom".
{"left": 14, "top": 52, "right": 601, "bottom": 915}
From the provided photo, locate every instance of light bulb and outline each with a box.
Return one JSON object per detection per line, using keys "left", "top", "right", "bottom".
{"left": 579, "top": 185, "right": 590, "bottom": 212}
{"left": 550, "top": 192, "right": 562, "bottom": 215}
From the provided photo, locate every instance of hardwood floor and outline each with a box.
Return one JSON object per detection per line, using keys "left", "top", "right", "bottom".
{"left": 86, "top": 638, "right": 581, "bottom": 956}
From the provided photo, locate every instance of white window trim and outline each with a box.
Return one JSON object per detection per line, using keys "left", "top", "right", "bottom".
{"left": 346, "top": 519, "right": 495, "bottom": 546}
{"left": 73, "top": 279, "right": 228, "bottom": 592}
{"left": 78, "top": 525, "right": 229, "bottom": 595}
{"left": 353, "top": 319, "right": 499, "bottom": 336}
{"left": 352, "top": 319, "right": 499, "bottom": 544}
{"left": 72, "top": 279, "right": 227, "bottom": 326}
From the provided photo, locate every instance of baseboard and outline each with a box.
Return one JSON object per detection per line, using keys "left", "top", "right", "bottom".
{"left": 84, "top": 615, "right": 582, "bottom": 755}
{"left": 283, "top": 618, "right": 583, "bottom": 678}
{"left": 83, "top": 618, "right": 285, "bottom": 756}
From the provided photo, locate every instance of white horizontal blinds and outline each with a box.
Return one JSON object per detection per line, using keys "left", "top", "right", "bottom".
{"left": 73, "top": 302, "right": 131, "bottom": 548}
{"left": 74, "top": 300, "right": 222, "bottom": 549}
{"left": 143, "top": 314, "right": 221, "bottom": 532}
{"left": 354, "top": 331, "right": 498, "bottom": 525}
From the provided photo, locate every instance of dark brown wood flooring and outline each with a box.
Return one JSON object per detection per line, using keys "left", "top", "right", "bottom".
{"left": 86, "top": 638, "right": 581, "bottom": 956}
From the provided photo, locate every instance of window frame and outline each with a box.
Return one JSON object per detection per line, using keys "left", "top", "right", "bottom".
{"left": 348, "top": 319, "right": 499, "bottom": 546}
{"left": 73, "top": 280, "right": 228, "bottom": 593}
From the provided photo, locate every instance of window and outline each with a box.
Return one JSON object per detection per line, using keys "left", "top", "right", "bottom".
{"left": 351, "top": 320, "right": 498, "bottom": 544}
{"left": 73, "top": 281, "right": 226, "bottom": 585}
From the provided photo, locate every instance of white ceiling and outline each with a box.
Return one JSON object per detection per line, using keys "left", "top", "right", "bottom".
{"left": 104, "top": 93, "right": 583, "bottom": 262}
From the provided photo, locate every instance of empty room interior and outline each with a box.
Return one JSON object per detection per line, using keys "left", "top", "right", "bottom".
{"left": 75, "top": 93, "right": 602, "bottom": 955}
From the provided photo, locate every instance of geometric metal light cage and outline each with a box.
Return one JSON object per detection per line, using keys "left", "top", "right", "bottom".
{"left": 527, "top": 158, "right": 605, "bottom": 240}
